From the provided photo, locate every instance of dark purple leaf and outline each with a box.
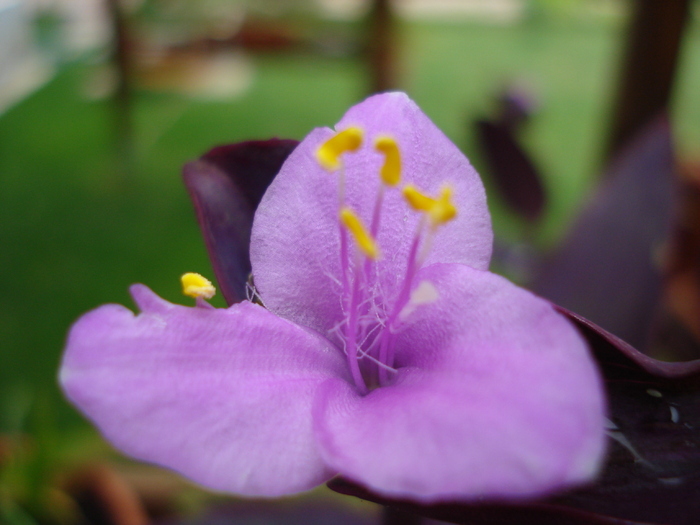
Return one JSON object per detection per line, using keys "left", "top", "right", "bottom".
{"left": 532, "top": 116, "right": 677, "bottom": 350}
{"left": 557, "top": 307, "right": 700, "bottom": 383}
{"left": 327, "top": 478, "right": 642, "bottom": 525}
{"left": 549, "top": 308, "right": 700, "bottom": 524}
{"left": 183, "top": 139, "right": 298, "bottom": 305}
{"left": 163, "top": 499, "right": 375, "bottom": 525}
{"left": 199, "top": 139, "right": 299, "bottom": 209}
{"left": 475, "top": 119, "right": 547, "bottom": 223}
{"left": 328, "top": 311, "right": 700, "bottom": 525}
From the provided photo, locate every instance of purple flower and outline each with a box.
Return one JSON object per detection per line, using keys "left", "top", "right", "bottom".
{"left": 60, "top": 93, "right": 606, "bottom": 503}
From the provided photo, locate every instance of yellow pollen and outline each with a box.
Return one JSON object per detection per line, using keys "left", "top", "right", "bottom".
{"left": 181, "top": 272, "right": 216, "bottom": 299}
{"left": 339, "top": 207, "right": 380, "bottom": 260}
{"left": 402, "top": 184, "right": 458, "bottom": 227}
{"left": 431, "top": 186, "right": 458, "bottom": 225}
{"left": 316, "top": 127, "right": 363, "bottom": 171}
{"left": 375, "top": 136, "right": 401, "bottom": 186}
{"left": 403, "top": 184, "right": 434, "bottom": 212}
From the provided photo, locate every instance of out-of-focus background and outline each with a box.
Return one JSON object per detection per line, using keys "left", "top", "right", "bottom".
{"left": 2, "top": 0, "right": 700, "bottom": 523}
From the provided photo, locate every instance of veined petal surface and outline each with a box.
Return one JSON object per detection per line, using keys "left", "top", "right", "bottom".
{"left": 250, "top": 93, "right": 492, "bottom": 335}
{"left": 314, "top": 263, "right": 605, "bottom": 502}
{"left": 60, "top": 285, "right": 346, "bottom": 496}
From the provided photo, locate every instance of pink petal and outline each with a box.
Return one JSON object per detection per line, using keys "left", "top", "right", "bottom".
{"left": 250, "top": 92, "right": 492, "bottom": 336}
{"left": 314, "top": 263, "right": 606, "bottom": 502}
{"left": 60, "top": 284, "right": 347, "bottom": 496}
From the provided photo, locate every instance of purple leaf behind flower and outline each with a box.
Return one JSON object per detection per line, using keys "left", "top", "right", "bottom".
{"left": 531, "top": 116, "right": 677, "bottom": 350}
{"left": 328, "top": 477, "right": 642, "bottom": 525}
{"left": 183, "top": 139, "right": 298, "bottom": 304}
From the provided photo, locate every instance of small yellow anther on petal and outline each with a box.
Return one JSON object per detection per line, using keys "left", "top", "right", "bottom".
{"left": 403, "top": 184, "right": 435, "bottom": 212}
{"left": 181, "top": 272, "right": 216, "bottom": 299}
{"left": 431, "top": 186, "right": 458, "bottom": 225}
{"left": 375, "top": 136, "right": 401, "bottom": 186}
{"left": 340, "top": 206, "right": 380, "bottom": 260}
{"left": 402, "top": 184, "right": 457, "bottom": 227}
{"left": 316, "top": 127, "right": 363, "bottom": 171}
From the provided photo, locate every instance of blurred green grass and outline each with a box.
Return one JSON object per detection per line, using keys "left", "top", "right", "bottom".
{"left": 1, "top": 14, "right": 699, "bottom": 436}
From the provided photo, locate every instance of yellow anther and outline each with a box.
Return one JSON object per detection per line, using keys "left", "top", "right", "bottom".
{"left": 339, "top": 207, "right": 380, "bottom": 260}
{"left": 316, "top": 127, "right": 363, "bottom": 171}
{"left": 402, "top": 184, "right": 457, "bottom": 227}
{"left": 431, "top": 186, "right": 457, "bottom": 225}
{"left": 375, "top": 136, "right": 401, "bottom": 186}
{"left": 403, "top": 184, "right": 435, "bottom": 212}
{"left": 181, "top": 272, "right": 216, "bottom": 299}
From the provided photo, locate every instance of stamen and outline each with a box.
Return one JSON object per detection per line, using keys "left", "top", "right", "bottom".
{"left": 399, "top": 280, "right": 439, "bottom": 321}
{"left": 403, "top": 184, "right": 434, "bottom": 212}
{"left": 431, "top": 186, "right": 458, "bottom": 225}
{"left": 357, "top": 315, "right": 384, "bottom": 350}
{"left": 245, "top": 275, "right": 266, "bottom": 307}
{"left": 376, "top": 220, "right": 423, "bottom": 385}
{"left": 357, "top": 348, "right": 398, "bottom": 374}
{"left": 181, "top": 272, "right": 216, "bottom": 299}
{"left": 402, "top": 184, "right": 458, "bottom": 227}
{"left": 344, "top": 244, "right": 370, "bottom": 395}
{"left": 375, "top": 136, "right": 401, "bottom": 186}
{"left": 323, "top": 133, "right": 453, "bottom": 393}
{"left": 316, "top": 127, "right": 363, "bottom": 171}
{"left": 340, "top": 207, "right": 380, "bottom": 260}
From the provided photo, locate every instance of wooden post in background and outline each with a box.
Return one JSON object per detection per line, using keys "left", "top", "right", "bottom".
{"left": 104, "top": 0, "right": 134, "bottom": 180}
{"left": 605, "top": 0, "right": 691, "bottom": 162}
{"left": 367, "top": 0, "right": 397, "bottom": 93}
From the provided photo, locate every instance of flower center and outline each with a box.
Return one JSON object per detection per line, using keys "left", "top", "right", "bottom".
{"left": 316, "top": 128, "right": 457, "bottom": 394}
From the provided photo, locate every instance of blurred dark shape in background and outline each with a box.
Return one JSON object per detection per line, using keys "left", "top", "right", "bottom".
{"left": 666, "top": 162, "right": 700, "bottom": 357}
{"left": 531, "top": 116, "right": 677, "bottom": 352}
{"left": 161, "top": 500, "right": 377, "bottom": 525}
{"left": 64, "top": 464, "right": 149, "bottom": 525}
{"left": 104, "top": 0, "right": 135, "bottom": 179}
{"left": 381, "top": 506, "right": 423, "bottom": 525}
{"left": 366, "top": 0, "right": 397, "bottom": 92}
{"left": 475, "top": 84, "right": 546, "bottom": 224}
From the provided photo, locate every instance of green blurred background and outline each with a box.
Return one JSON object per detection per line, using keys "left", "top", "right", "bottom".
{"left": 1, "top": 0, "right": 700, "bottom": 522}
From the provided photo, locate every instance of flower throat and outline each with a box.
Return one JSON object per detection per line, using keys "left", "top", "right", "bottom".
{"left": 316, "top": 127, "right": 457, "bottom": 395}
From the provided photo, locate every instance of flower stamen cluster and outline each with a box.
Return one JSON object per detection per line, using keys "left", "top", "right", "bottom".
{"left": 317, "top": 129, "right": 457, "bottom": 394}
